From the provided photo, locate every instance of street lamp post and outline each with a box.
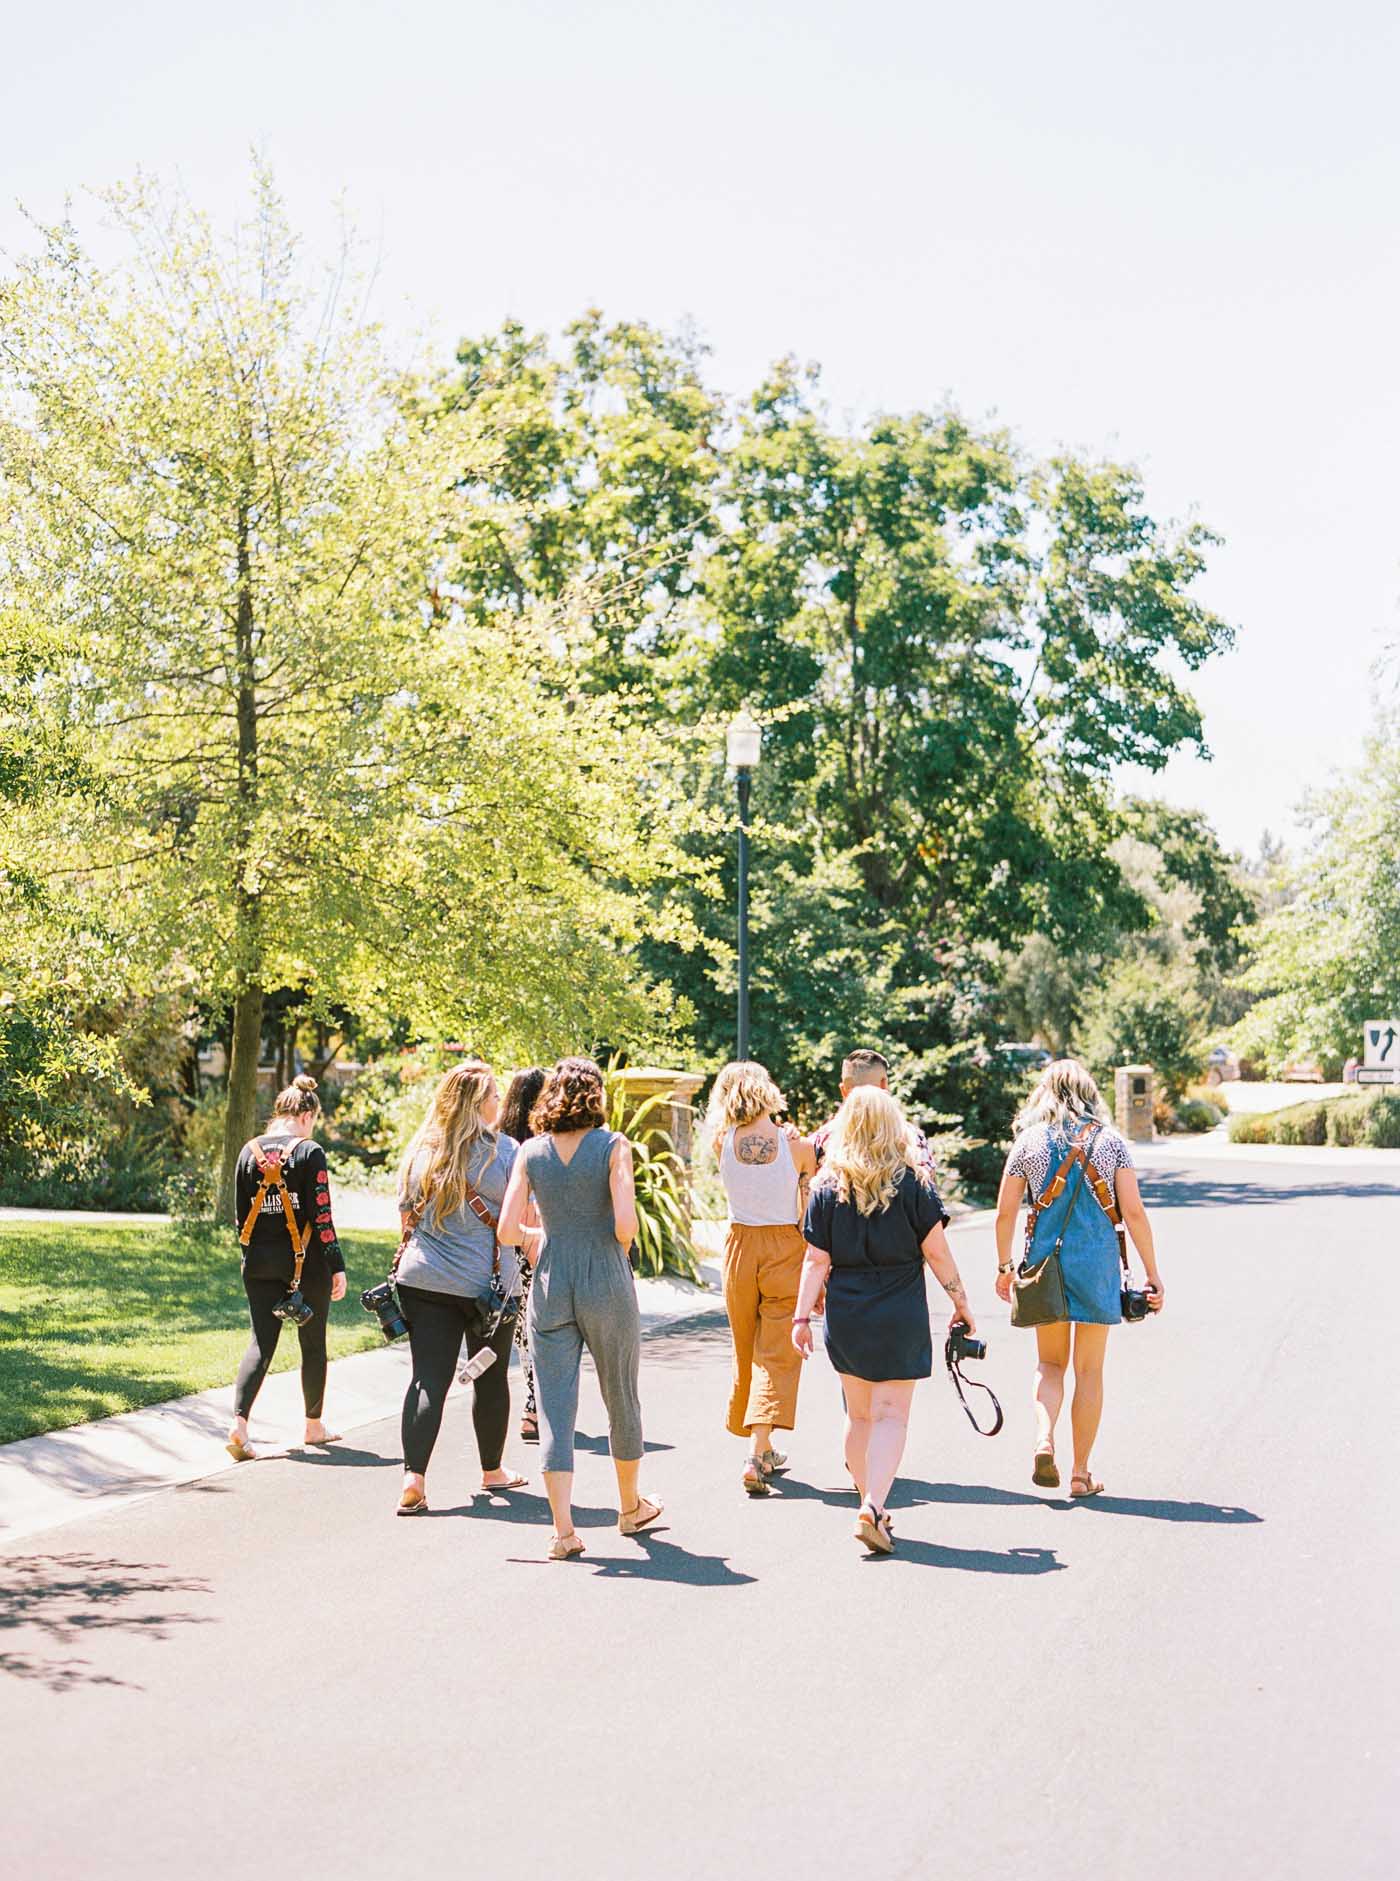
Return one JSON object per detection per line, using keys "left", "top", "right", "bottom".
{"left": 726, "top": 710, "right": 762, "bottom": 1060}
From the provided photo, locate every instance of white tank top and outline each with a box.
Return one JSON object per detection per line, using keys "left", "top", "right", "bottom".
{"left": 719, "top": 1125, "right": 801, "bottom": 1227}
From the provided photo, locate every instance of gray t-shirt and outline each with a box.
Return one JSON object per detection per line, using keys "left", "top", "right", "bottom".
{"left": 395, "top": 1132, "right": 520, "bottom": 1301}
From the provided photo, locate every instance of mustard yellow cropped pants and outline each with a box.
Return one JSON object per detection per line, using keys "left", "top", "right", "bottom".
{"left": 722, "top": 1221, "right": 806, "bottom": 1436}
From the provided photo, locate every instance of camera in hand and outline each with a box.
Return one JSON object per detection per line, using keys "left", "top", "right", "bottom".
{"left": 361, "top": 1280, "right": 410, "bottom": 1342}
{"left": 1121, "top": 1283, "right": 1154, "bottom": 1322}
{"left": 272, "top": 1288, "right": 313, "bottom": 1327}
{"left": 945, "top": 1320, "right": 986, "bottom": 1366}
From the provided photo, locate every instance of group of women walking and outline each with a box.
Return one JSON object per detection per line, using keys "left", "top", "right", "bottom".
{"left": 228, "top": 1048, "right": 1163, "bottom": 1559}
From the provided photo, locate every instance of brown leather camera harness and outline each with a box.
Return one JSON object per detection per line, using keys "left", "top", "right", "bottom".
{"left": 1023, "top": 1117, "right": 1133, "bottom": 1288}
{"left": 237, "top": 1139, "right": 311, "bottom": 1290}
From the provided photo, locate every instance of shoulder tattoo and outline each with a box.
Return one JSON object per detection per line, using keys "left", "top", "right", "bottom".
{"left": 735, "top": 1131, "right": 778, "bottom": 1165}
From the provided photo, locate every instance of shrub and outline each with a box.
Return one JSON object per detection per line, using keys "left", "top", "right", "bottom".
{"left": 605, "top": 1077, "right": 701, "bottom": 1280}
{"left": 1227, "top": 1111, "right": 1272, "bottom": 1144}
{"left": 1360, "top": 1095, "right": 1400, "bottom": 1148}
{"left": 1324, "top": 1097, "right": 1371, "bottom": 1147}
{"left": 1186, "top": 1082, "right": 1229, "bottom": 1115}
{"left": 1174, "top": 1097, "right": 1225, "bottom": 1134}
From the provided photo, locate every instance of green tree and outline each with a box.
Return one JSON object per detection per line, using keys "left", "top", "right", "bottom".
{"left": 1233, "top": 742, "right": 1400, "bottom": 1070}
{"left": 0, "top": 174, "right": 687, "bottom": 1214}
{"left": 1082, "top": 960, "right": 1205, "bottom": 1099}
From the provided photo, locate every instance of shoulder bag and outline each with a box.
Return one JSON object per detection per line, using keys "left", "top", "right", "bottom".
{"left": 1010, "top": 1120, "right": 1099, "bottom": 1328}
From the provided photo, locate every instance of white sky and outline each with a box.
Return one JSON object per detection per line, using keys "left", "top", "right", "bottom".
{"left": 4, "top": 0, "right": 1396, "bottom": 857}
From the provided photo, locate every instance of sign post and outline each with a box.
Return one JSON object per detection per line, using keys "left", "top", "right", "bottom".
{"left": 1360, "top": 1022, "right": 1400, "bottom": 1085}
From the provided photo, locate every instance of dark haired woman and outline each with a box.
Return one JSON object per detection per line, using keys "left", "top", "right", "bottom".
{"left": 497, "top": 1056, "right": 661, "bottom": 1559}
{"left": 499, "top": 1067, "right": 547, "bottom": 1442}
{"left": 227, "top": 1074, "right": 346, "bottom": 1461}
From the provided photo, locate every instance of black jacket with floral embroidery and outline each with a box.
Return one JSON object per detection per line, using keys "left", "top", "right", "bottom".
{"left": 233, "top": 1132, "right": 344, "bottom": 1281}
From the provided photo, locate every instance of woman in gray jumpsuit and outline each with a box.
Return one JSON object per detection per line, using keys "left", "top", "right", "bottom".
{"left": 497, "top": 1057, "right": 663, "bottom": 1559}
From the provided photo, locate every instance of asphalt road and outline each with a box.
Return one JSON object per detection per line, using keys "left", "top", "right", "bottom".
{"left": 3, "top": 1154, "right": 1397, "bottom": 1881}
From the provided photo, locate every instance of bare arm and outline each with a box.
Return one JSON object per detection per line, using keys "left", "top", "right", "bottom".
{"left": 1115, "top": 1169, "right": 1164, "bottom": 1306}
{"left": 790, "top": 1246, "right": 832, "bottom": 1355}
{"left": 994, "top": 1171, "right": 1026, "bottom": 1300}
{"left": 610, "top": 1135, "right": 638, "bottom": 1249}
{"left": 921, "top": 1222, "right": 976, "bottom": 1334}
{"left": 496, "top": 1157, "right": 530, "bottom": 1249}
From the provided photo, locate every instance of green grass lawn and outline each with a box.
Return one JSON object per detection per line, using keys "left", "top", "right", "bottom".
{"left": 0, "top": 1221, "right": 399, "bottom": 1445}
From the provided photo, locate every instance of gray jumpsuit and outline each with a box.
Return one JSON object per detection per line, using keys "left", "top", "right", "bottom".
{"left": 521, "top": 1127, "right": 643, "bottom": 1472}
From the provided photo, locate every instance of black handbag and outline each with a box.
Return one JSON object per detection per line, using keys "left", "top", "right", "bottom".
{"left": 1011, "top": 1121, "right": 1099, "bottom": 1329}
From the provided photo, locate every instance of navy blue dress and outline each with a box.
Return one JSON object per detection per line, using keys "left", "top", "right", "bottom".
{"left": 803, "top": 1168, "right": 950, "bottom": 1381}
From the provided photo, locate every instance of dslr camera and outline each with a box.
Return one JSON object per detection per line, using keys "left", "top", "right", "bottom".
{"left": 361, "top": 1280, "right": 410, "bottom": 1343}
{"left": 272, "top": 1288, "right": 313, "bottom": 1327}
{"left": 1121, "top": 1283, "right": 1155, "bottom": 1322}
{"left": 945, "top": 1319, "right": 986, "bottom": 1366}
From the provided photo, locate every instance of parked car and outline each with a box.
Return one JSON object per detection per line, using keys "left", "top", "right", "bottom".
{"left": 1279, "top": 1057, "right": 1325, "bottom": 1083}
{"left": 1204, "top": 1046, "right": 1241, "bottom": 1086}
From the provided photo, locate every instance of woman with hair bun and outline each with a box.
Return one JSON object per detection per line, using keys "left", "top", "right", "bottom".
{"left": 706, "top": 1060, "right": 817, "bottom": 1497}
{"left": 994, "top": 1058, "right": 1163, "bottom": 1498}
{"left": 497, "top": 1056, "right": 660, "bottom": 1559}
{"left": 227, "top": 1074, "right": 346, "bottom": 1461}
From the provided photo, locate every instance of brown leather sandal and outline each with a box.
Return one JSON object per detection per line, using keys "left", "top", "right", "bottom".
{"left": 1033, "top": 1448, "right": 1061, "bottom": 1489}
{"left": 619, "top": 1496, "right": 664, "bottom": 1535}
{"left": 1070, "top": 1472, "right": 1104, "bottom": 1497}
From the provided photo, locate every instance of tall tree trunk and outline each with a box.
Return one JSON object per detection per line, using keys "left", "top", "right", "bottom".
{"left": 216, "top": 501, "right": 263, "bottom": 1219}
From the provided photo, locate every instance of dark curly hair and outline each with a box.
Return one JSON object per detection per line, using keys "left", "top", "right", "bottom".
{"left": 499, "top": 1066, "right": 547, "bottom": 1144}
{"left": 530, "top": 1056, "right": 607, "bottom": 1135}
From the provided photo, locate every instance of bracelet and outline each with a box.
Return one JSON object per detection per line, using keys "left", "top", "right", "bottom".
{"left": 791, "top": 1315, "right": 811, "bottom": 1324}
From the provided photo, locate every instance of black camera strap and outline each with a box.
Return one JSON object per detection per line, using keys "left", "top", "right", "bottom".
{"left": 945, "top": 1352, "right": 1004, "bottom": 1436}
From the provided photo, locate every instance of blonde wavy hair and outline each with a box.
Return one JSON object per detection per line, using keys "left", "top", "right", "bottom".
{"left": 1013, "top": 1058, "right": 1111, "bottom": 1135}
{"left": 399, "top": 1059, "right": 500, "bottom": 1231}
{"left": 821, "top": 1086, "right": 923, "bottom": 1217}
{"left": 705, "top": 1060, "right": 786, "bottom": 1141}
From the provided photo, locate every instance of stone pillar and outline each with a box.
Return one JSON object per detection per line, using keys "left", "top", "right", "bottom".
{"left": 610, "top": 1067, "right": 705, "bottom": 1169}
{"left": 1114, "top": 1064, "right": 1156, "bottom": 1143}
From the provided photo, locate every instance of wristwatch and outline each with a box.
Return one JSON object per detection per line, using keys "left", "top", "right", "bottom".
{"left": 997, "top": 1261, "right": 1015, "bottom": 1275}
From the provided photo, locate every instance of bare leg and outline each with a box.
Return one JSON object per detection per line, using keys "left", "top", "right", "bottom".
{"left": 543, "top": 1469, "right": 575, "bottom": 1539}
{"left": 749, "top": 1420, "right": 773, "bottom": 1461}
{"left": 1070, "top": 1323, "right": 1110, "bottom": 1482}
{"left": 841, "top": 1376, "right": 873, "bottom": 1500}
{"left": 1033, "top": 1322, "right": 1071, "bottom": 1455}
{"left": 863, "top": 1381, "right": 916, "bottom": 1513}
{"left": 613, "top": 1456, "right": 640, "bottom": 1515}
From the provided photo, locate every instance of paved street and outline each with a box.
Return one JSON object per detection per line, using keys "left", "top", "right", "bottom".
{"left": 2, "top": 1153, "right": 1397, "bottom": 1881}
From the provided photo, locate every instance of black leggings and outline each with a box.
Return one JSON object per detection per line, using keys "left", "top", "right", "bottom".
{"left": 234, "top": 1267, "right": 333, "bottom": 1420}
{"left": 399, "top": 1283, "right": 514, "bottom": 1476}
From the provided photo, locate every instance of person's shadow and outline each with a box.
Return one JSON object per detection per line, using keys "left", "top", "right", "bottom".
{"left": 897, "top": 1479, "right": 1262, "bottom": 1524}
{"left": 458, "top": 1497, "right": 756, "bottom": 1585}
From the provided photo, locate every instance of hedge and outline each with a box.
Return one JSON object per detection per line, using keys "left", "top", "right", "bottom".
{"left": 1227, "top": 1093, "right": 1400, "bottom": 1148}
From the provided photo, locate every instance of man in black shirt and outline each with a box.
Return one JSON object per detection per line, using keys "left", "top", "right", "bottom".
{"left": 226, "top": 1075, "right": 346, "bottom": 1460}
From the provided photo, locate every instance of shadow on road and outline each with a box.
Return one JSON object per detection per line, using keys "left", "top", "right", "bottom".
{"left": 572, "top": 1429, "right": 674, "bottom": 1456}
{"left": 866, "top": 1540, "right": 1066, "bottom": 1575}
{"left": 896, "top": 1479, "right": 1262, "bottom": 1524}
{"left": 1139, "top": 1169, "right": 1397, "bottom": 1209}
{"left": 639, "top": 1315, "right": 731, "bottom": 1364}
{"left": 0, "top": 1552, "right": 213, "bottom": 1692}
{"left": 579, "top": 1530, "right": 757, "bottom": 1586}
{"left": 284, "top": 1444, "right": 398, "bottom": 1469}
{"left": 442, "top": 1487, "right": 758, "bottom": 1584}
